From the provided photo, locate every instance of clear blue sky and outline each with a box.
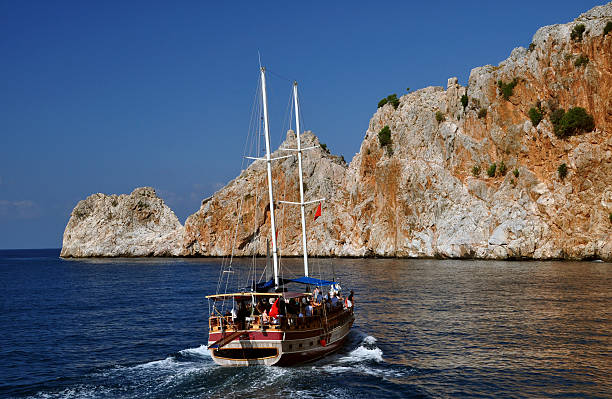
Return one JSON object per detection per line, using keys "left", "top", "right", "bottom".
{"left": 0, "top": 0, "right": 604, "bottom": 249}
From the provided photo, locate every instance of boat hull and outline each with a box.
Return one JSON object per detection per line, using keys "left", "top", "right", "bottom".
{"left": 208, "top": 312, "right": 354, "bottom": 366}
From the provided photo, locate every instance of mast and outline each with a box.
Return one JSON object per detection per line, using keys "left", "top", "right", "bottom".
{"left": 260, "top": 67, "right": 280, "bottom": 289}
{"left": 293, "top": 82, "right": 309, "bottom": 277}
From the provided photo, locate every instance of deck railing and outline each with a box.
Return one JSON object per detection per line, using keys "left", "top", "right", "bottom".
{"left": 209, "top": 306, "right": 353, "bottom": 332}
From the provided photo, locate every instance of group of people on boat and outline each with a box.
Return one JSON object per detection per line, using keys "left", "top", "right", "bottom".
{"left": 225, "top": 286, "right": 354, "bottom": 329}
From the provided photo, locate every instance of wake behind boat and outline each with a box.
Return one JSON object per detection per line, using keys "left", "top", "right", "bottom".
{"left": 206, "top": 67, "right": 355, "bottom": 366}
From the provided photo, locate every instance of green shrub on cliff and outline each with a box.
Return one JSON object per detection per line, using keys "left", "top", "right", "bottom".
{"left": 497, "top": 78, "right": 518, "bottom": 100}
{"left": 513, "top": 168, "right": 519, "bottom": 178}
{"left": 551, "top": 107, "right": 595, "bottom": 138}
{"left": 498, "top": 160, "right": 507, "bottom": 176}
{"left": 487, "top": 163, "right": 497, "bottom": 177}
{"left": 320, "top": 143, "right": 329, "bottom": 153}
{"left": 609, "top": 213, "right": 612, "bottom": 223}
{"left": 558, "top": 163, "right": 568, "bottom": 180}
{"left": 528, "top": 106, "right": 543, "bottom": 126}
{"left": 388, "top": 94, "right": 400, "bottom": 109}
{"left": 378, "top": 94, "right": 400, "bottom": 109}
{"left": 574, "top": 54, "right": 589, "bottom": 67}
{"left": 435, "top": 111, "right": 445, "bottom": 123}
{"left": 472, "top": 165, "right": 480, "bottom": 177}
{"left": 378, "top": 125, "right": 392, "bottom": 148}
{"left": 571, "top": 24, "right": 586, "bottom": 41}
{"left": 478, "top": 108, "right": 487, "bottom": 119}
{"left": 461, "top": 94, "right": 468, "bottom": 109}
{"left": 605, "top": 21, "right": 612, "bottom": 35}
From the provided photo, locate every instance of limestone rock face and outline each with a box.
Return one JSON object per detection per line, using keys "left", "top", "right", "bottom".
{"left": 62, "top": 3, "right": 612, "bottom": 260}
{"left": 332, "top": 3, "right": 611, "bottom": 261}
{"left": 180, "top": 3, "right": 611, "bottom": 261}
{"left": 182, "top": 131, "right": 347, "bottom": 256}
{"left": 60, "top": 187, "right": 183, "bottom": 257}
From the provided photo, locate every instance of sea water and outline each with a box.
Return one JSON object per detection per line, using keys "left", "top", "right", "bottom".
{"left": 0, "top": 249, "right": 610, "bottom": 398}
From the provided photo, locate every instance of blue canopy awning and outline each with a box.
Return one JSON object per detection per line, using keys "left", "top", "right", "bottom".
{"left": 290, "top": 276, "right": 336, "bottom": 286}
{"left": 255, "top": 279, "right": 275, "bottom": 291}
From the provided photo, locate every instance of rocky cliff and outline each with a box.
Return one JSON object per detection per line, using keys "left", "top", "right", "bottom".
{"left": 60, "top": 187, "right": 183, "bottom": 257}
{"left": 61, "top": 3, "right": 612, "bottom": 260}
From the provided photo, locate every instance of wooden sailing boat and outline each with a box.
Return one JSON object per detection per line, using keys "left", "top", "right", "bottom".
{"left": 206, "top": 67, "right": 355, "bottom": 366}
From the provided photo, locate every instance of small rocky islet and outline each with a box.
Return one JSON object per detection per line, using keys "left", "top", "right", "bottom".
{"left": 62, "top": 3, "right": 612, "bottom": 261}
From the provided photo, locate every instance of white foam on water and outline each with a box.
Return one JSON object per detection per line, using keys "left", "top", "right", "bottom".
{"left": 179, "top": 344, "right": 211, "bottom": 359}
{"left": 363, "top": 335, "right": 377, "bottom": 345}
{"left": 134, "top": 356, "right": 178, "bottom": 369}
{"left": 338, "top": 341, "right": 384, "bottom": 364}
{"left": 30, "top": 385, "right": 114, "bottom": 399}
{"left": 249, "top": 366, "right": 290, "bottom": 389}
{"left": 317, "top": 334, "right": 384, "bottom": 367}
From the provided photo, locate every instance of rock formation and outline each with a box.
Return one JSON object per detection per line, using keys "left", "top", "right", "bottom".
{"left": 62, "top": 3, "right": 612, "bottom": 260}
{"left": 60, "top": 187, "right": 183, "bottom": 257}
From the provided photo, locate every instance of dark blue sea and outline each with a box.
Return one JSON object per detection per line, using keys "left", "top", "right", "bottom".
{"left": 0, "top": 249, "right": 610, "bottom": 398}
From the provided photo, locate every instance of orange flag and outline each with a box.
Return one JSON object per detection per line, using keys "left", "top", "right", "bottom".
{"left": 314, "top": 202, "right": 322, "bottom": 221}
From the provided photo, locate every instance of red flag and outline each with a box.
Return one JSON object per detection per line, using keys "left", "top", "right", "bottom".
{"left": 269, "top": 299, "right": 279, "bottom": 318}
{"left": 314, "top": 202, "right": 322, "bottom": 221}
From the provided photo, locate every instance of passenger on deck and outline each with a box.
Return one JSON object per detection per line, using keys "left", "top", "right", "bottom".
{"left": 306, "top": 302, "right": 313, "bottom": 317}
{"left": 256, "top": 300, "right": 265, "bottom": 315}
{"left": 313, "top": 290, "right": 322, "bottom": 306}
{"left": 346, "top": 290, "right": 354, "bottom": 308}
{"left": 261, "top": 309, "right": 269, "bottom": 324}
{"left": 330, "top": 292, "right": 339, "bottom": 309}
{"left": 278, "top": 296, "right": 286, "bottom": 317}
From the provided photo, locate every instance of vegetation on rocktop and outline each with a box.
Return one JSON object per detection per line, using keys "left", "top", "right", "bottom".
{"left": 378, "top": 125, "right": 392, "bottom": 148}
{"left": 435, "top": 111, "right": 445, "bottom": 123}
{"left": 378, "top": 94, "right": 400, "bottom": 109}
{"left": 551, "top": 107, "right": 595, "bottom": 138}
{"left": 558, "top": 163, "right": 568, "bottom": 180}
{"left": 574, "top": 54, "right": 589, "bottom": 67}
{"left": 528, "top": 103, "right": 544, "bottom": 126}
{"left": 571, "top": 24, "right": 586, "bottom": 41}
{"left": 74, "top": 209, "right": 87, "bottom": 219}
{"left": 497, "top": 78, "right": 518, "bottom": 100}
{"left": 320, "top": 143, "right": 329, "bottom": 153}
{"left": 498, "top": 161, "right": 507, "bottom": 176}
{"left": 487, "top": 163, "right": 497, "bottom": 178}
